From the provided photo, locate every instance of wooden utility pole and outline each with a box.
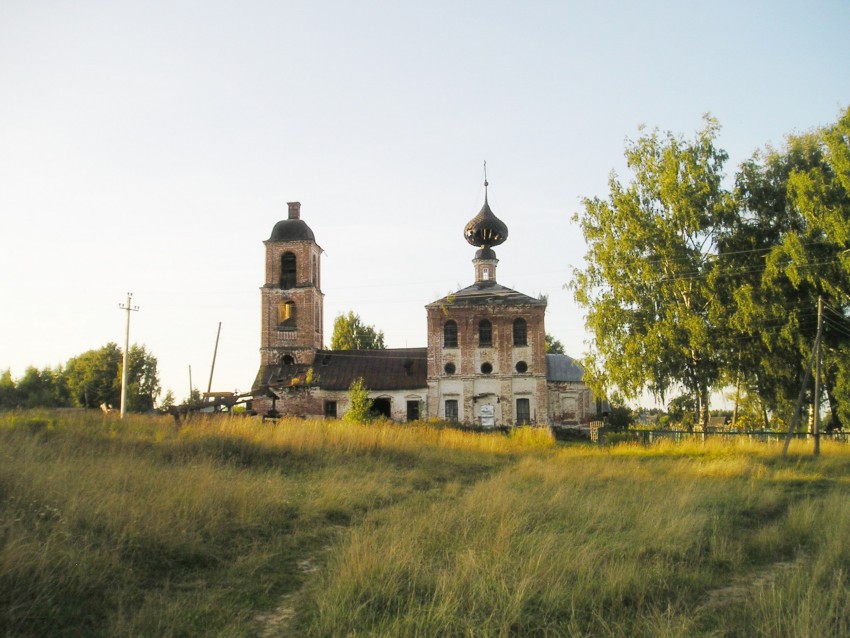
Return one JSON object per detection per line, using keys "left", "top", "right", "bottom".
{"left": 118, "top": 293, "right": 139, "bottom": 418}
{"left": 207, "top": 322, "right": 222, "bottom": 394}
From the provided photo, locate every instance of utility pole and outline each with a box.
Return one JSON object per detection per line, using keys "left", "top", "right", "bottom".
{"left": 118, "top": 293, "right": 139, "bottom": 418}
{"left": 207, "top": 322, "right": 222, "bottom": 395}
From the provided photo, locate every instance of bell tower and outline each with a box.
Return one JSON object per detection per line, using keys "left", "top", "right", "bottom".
{"left": 260, "top": 201, "right": 324, "bottom": 366}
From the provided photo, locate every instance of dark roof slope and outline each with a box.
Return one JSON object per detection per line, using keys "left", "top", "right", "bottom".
{"left": 268, "top": 218, "right": 316, "bottom": 242}
{"left": 315, "top": 348, "right": 428, "bottom": 391}
{"left": 427, "top": 282, "right": 547, "bottom": 310}
{"left": 254, "top": 348, "right": 428, "bottom": 394}
{"left": 546, "top": 354, "right": 584, "bottom": 383}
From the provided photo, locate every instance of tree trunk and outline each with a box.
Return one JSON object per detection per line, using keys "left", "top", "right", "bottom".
{"left": 699, "top": 384, "right": 710, "bottom": 428}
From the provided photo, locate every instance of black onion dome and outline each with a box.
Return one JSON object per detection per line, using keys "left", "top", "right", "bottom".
{"left": 464, "top": 193, "right": 508, "bottom": 248}
{"left": 268, "top": 202, "right": 315, "bottom": 242}
{"left": 269, "top": 219, "right": 315, "bottom": 242}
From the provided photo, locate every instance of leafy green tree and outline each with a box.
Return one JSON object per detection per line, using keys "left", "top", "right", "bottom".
{"left": 718, "top": 107, "right": 850, "bottom": 428}
{"left": 545, "top": 334, "right": 565, "bottom": 355}
{"left": 15, "top": 366, "right": 68, "bottom": 409}
{"left": 572, "top": 117, "right": 735, "bottom": 426}
{"left": 667, "top": 394, "right": 696, "bottom": 427}
{"left": 123, "top": 345, "right": 161, "bottom": 412}
{"left": 0, "top": 368, "right": 17, "bottom": 409}
{"left": 64, "top": 343, "right": 122, "bottom": 408}
{"left": 605, "top": 404, "right": 634, "bottom": 430}
{"left": 159, "top": 389, "right": 176, "bottom": 410}
{"left": 343, "top": 377, "right": 373, "bottom": 423}
{"left": 64, "top": 342, "right": 160, "bottom": 412}
{"left": 331, "top": 311, "right": 386, "bottom": 350}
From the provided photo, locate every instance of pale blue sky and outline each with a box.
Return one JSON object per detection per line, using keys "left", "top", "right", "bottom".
{"left": 1, "top": 1, "right": 848, "bottom": 404}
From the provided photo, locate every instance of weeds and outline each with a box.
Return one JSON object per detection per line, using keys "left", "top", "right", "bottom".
{"left": 1, "top": 411, "right": 849, "bottom": 636}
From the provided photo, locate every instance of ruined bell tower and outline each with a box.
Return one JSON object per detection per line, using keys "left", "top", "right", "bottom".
{"left": 260, "top": 202, "right": 324, "bottom": 367}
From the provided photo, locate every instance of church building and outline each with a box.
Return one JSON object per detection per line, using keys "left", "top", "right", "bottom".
{"left": 252, "top": 187, "right": 596, "bottom": 427}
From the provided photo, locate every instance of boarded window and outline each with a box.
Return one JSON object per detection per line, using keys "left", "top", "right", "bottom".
{"left": 445, "top": 399, "right": 458, "bottom": 421}
{"left": 444, "top": 320, "right": 458, "bottom": 348}
{"left": 478, "top": 319, "right": 492, "bottom": 347}
{"left": 513, "top": 318, "right": 527, "bottom": 346}
{"left": 280, "top": 252, "right": 296, "bottom": 289}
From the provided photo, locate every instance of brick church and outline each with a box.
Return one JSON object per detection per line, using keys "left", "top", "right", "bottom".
{"left": 252, "top": 186, "right": 596, "bottom": 427}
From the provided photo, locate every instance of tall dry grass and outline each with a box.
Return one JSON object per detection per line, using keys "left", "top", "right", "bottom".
{"left": 298, "top": 438, "right": 850, "bottom": 637}
{"left": 2, "top": 411, "right": 850, "bottom": 636}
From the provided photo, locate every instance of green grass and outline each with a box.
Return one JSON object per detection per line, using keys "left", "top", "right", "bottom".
{"left": 1, "top": 412, "right": 849, "bottom": 636}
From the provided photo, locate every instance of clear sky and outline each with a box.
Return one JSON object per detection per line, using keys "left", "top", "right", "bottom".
{"left": 1, "top": 0, "right": 848, "bottom": 405}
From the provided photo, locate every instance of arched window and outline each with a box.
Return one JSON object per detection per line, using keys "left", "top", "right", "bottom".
{"left": 280, "top": 252, "right": 296, "bottom": 289}
{"left": 478, "top": 319, "right": 492, "bottom": 347}
{"left": 513, "top": 318, "right": 527, "bottom": 346}
{"left": 278, "top": 301, "right": 296, "bottom": 326}
{"left": 443, "top": 320, "right": 458, "bottom": 348}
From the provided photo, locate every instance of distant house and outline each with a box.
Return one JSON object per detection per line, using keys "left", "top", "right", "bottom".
{"left": 252, "top": 192, "right": 598, "bottom": 427}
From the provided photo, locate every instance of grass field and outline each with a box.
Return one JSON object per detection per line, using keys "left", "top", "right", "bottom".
{"left": 1, "top": 411, "right": 849, "bottom": 637}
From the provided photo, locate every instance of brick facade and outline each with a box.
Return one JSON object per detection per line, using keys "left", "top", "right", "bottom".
{"left": 252, "top": 197, "right": 597, "bottom": 427}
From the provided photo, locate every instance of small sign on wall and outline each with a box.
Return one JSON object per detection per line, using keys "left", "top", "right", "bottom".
{"left": 480, "top": 404, "right": 495, "bottom": 428}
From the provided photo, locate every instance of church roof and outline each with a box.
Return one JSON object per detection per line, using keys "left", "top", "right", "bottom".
{"left": 268, "top": 218, "right": 315, "bottom": 242}
{"left": 255, "top": 347, "right": 428, "bottom": 393}
{"left": 463, "top": 186, "right": 508, "bottom": 248}
{"left": 546, "top": 354, "right": 584, "bottom": 383}
{"left": 427, "top": 282, "right": 547, "bottom": 310}
{"left": 268, "top": 201, "right": 316, "bottom": 242}
{"left": 314, "top": 348, "right": 428, "bottom": 391}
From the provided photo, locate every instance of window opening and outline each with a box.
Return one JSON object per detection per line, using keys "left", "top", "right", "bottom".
{"left": 481, "top": 362, "right": 493, "bottom": 374}
{"left": 516, "top": 398, "right": 531, "bottom": 425}
{"left": 280, "top": 252, "right": 296, "bottom": 289}
{"left": 513, "top": 318, "right": 527, "bottom": 346}
{"left": 324, "top": 400, "right": 337, "bottom": 419}
{"left": 445, "top": 399, "right": 459, "bottom": 422}
{"left": 406, "top": 400, "right": 420, "bottom": 422}
{"left": 371, "top": 398, "right": 392, "bottom": 419}
{"left": 478, "top": 319, "right": 492, "bottom": 347}
{"left": 444, "top": 362, "right": 456, "bottom": 375}
{"left": 515, "top": 361, "right": 528, "bottom": 373}
{"left": 444, "top": 320, "right": 458, "bottom": 348}
{"left": 278, "top": 301, "right": 296, "bottom": 326}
